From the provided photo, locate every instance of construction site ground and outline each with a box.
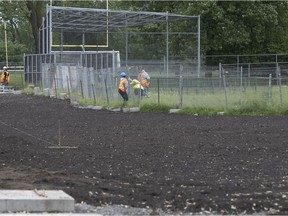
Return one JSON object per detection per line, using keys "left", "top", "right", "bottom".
{"left": 0, "top": 93, "right": 287, "bottom": 215}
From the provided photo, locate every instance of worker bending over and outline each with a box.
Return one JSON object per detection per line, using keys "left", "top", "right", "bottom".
{"left": 0, "top": 66, "right": 10, "bottom": 86}
{"left": 138, "top": 69, "right": 150, "bottom": 94}
{"left": 129, "top": 78, "right": 148, "bottom": 97}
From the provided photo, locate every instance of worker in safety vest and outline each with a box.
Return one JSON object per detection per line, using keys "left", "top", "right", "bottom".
{"left": 129, "top": 78, "right": 148, "bottom": 97}
{"left": 0, "top": 66, "right": 10, "bottom": 86}
{"left": 118, "top": 72, "right": 129, "bottom": 107}
{"left": 138, "top": 69, "right": 150, "bottom": 94}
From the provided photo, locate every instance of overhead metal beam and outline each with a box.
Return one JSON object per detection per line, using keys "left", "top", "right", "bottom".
{"left": 48, "top": 5, "right": 198, "bottom": 33}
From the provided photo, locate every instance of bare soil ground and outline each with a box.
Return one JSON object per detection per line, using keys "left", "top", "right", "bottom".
{"left": 0, "top": 93, "right": 288, "bottom": 215}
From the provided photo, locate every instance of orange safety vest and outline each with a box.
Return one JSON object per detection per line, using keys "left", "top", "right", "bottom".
{"left": 119, "top": 78, "right": 127, "bottom": 92}
{"left": 0, "top": 70, "right": 10, "bottom": 84}
{"left": 139, "top": 73, "right": 150, "bottom": 87}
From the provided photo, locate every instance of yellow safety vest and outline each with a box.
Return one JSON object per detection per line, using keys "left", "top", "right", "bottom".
{"left": 130, "top": 79, "right": 143, "bottom": 90}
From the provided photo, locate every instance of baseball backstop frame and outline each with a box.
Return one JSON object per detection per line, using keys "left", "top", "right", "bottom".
{"left": 38, "top": 5, "right": 201, "bottom": 76}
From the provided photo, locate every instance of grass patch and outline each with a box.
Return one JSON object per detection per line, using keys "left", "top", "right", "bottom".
{"left": 179, "top": 107, "right": 222, "bottom": 116}
{"left": 21, "top": 82, "right": 288, "bottom": 116}
{"left": 22, "top": 86, "right": 35, "bottom": 94}
{"left": 10, "top": 72, "right": 24, "bottom": 89}
{"left": 226, "top": 100, "right": 281, "bottom": 116}
{"left": 140, "top": 103, "right": 172, "bottom": 113}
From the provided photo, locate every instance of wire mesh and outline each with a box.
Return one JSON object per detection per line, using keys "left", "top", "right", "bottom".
{"left": 23, "top": 52, "right": 288, "bottom": 110}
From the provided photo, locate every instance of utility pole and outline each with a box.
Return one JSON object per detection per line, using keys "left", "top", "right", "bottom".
{"left": 4, "top": 22, "right": 8, "bottom": 67}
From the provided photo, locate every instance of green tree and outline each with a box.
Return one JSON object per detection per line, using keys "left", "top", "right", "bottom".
{"left": 25, "top": 1, "right": 47, "bottom": 53}
{"left": 2, "top": 0, "right": 288, "bottom": 64}
{"left": 0, "top": 1, "right": 31, "bottom": 64}
{"left": 196, "top": 1, "right": 288, "bottom": 55}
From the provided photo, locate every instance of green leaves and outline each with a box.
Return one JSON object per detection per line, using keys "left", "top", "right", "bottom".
{"left": 196, "top": 1, "right": 288, "bottom": 55}
{"left": 1, "top": 1, "right": 288, "bottom": 64}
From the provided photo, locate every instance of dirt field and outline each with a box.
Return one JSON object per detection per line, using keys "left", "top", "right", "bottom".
{"left": 0, "top": 93, "right": 288, "bottom": 215}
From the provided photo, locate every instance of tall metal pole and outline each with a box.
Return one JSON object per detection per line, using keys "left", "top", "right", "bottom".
{"left": 4, "top": 22, "right": 8, "bottom": 67}
{"left": 237, "top": 55, "right": 239, "bottom": 77}
{"left": 82, "top": 31, "right": 85, "bottom": 51}
{"left": 166, "top": 12, "right": 169, "bottom": 78}
{"left": 49, "top": 6, "right": 52, "bottom": 53}
{"left": 106, "top": 0, "right": 109, "bottom": 46}
{"left": 46, "top": 6, "right": 49, "bottom": 54}
{"left": 41, "top": 17, "right": 45, "bottom": 53}
{"left": 125, "top": 20, "right": 128, "bottom": 69}
{"left": 197, "top": 15, "right": 201, "bottom": 78}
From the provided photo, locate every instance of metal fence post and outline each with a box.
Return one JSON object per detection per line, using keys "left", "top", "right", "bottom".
{"left": 80, "top": 80, "right": 84, "bottom": 99}
{"left": 104, "top": 79, "right": 109, "bottom": 105}
{"left": 268, "top": 74, "right": 272, "bottom": 104}
{"left": 92, "top": 83, "right": 96, "bottom": 105}
{"left": 157, "top": 78, "right": 160, "bottom": 105}
{"left": 219, "top": 63, "right": 222, "bottom": 88}
{"left": 54, "top": 76, "right": 57, "bottom": 98}
{"left": 248, "top": 63, "right": 251, "bottom": 86}
{"left": 138, "top": 83, "right": 142, "bottom": 106}
{"left": 178, "top": 63, "right": 183, "bottom": 108}
{"left": 221, "top": 66, "right": 228, "bottom": 110}
{"left": 240, "top": 66, "right": 243, "bottom": 92}
{"left": 66, "top": 75, "right": 71, "bottom": 99}
{"left": 278, "top": 65, "right": 283, "bottom": 107}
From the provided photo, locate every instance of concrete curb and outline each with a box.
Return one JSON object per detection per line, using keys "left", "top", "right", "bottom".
{"left": 0, "top": 190, "right": 74, "bottom": 213}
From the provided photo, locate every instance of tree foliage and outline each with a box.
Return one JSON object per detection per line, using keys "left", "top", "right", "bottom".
{"left": 1, "top": 0, "right": 288, "bottom": 64}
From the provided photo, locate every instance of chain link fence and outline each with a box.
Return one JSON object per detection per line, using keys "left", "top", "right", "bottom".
{"left": 24, "top": 52, "right": 288, "bottom": 110}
